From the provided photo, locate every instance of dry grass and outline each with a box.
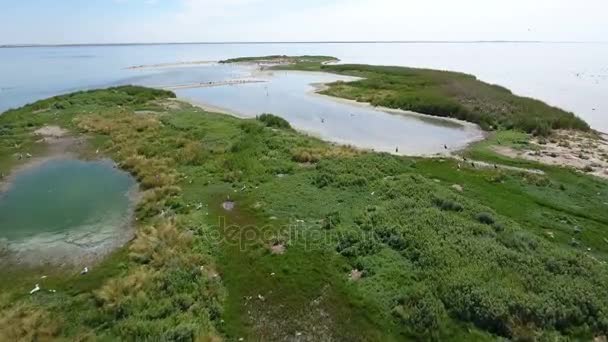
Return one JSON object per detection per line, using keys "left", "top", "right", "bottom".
{"left": 0, "top": 303, "right": 60, "bottom": 342}
{"left": 95, "top": 267, "right": 156, "bottom": 312}
{"left": 129, "top": 221, "right": 198, "bottom": 267}
{"left": 177, "top": 141, "right": 205, "bottom": 165}
{"left": 291, "top": 145, "right": 360, "bottom": 163}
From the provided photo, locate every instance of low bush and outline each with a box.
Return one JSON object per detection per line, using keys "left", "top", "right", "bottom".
{"left": 257, "top": 113, "right": 292, "bottom": 130}
{"left": 433, "top": 197, "right": 464, "bottom": 212}
{"left": 476, "top": 212, "right": 495, "bottom": 225}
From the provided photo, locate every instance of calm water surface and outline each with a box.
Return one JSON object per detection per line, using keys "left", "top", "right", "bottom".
{"left": 0, "top": 159, "right": 135, "bottom": 241}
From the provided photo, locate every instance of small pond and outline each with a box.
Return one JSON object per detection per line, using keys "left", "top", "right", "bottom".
{"left": 0, "top": 158, "right": 137, "bottom": 265}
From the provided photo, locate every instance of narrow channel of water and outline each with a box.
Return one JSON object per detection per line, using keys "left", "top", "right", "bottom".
{"left": 174, "top": 67, "right": 484, "bottom": 155}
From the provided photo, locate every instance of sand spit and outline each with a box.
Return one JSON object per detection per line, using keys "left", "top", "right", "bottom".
{"left": 161, "top": 79, "right": 267, "bottom": 90}
{"left": 493, "top": 130, "right": 608, "bottom": 179}
{"left": 127, "top": 60, "right": 216, "bottom": 70}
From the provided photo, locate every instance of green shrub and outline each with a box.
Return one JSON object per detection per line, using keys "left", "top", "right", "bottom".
{"left": 433, "top": 198, "right": 464, "bottom": 212}
{"left": 322, "top": 211, "right": 341, "bottom": 229}
{"left": 475, "top": 212, "right": 495, "bottom": 225}
{"left": 257, "top": 113, "right": 292, "bottom": 130}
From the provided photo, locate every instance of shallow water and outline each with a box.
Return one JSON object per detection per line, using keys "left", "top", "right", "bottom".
{"left": 1, "top": 42, "right": 607, "bottom": 131}
{"left": 177, "top": 68, "right": 482, "bottom": 155}
{"left": 0, "top": 158, "right": 135, "bottom": 242}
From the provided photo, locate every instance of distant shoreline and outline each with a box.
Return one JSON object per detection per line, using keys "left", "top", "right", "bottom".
{"left": 2, "top": 40, "right": 607, "bottom": 49}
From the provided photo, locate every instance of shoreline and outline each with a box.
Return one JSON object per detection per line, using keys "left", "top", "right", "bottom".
{"left": 307, "top": 81, "right": 487, "bottom": 147}
{"left": 175, "top": 66, "right": 486, "bottom": 157}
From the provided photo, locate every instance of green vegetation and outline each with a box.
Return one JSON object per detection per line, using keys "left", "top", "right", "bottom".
{"left": 256, "top": 113, "right": 292, "bottom": 130}
{"left": 1, "top": 83, "right": 607, "bottom": 341}
{"left": 318, "top": 64, "right": 590, "bottom": 135}
{"left": 225, "top": 55, "right": 590, "bottom": 135}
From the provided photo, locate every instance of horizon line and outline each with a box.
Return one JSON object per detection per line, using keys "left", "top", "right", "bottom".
{"left": 2, "top": 40, "right": 607, "bottom": 48}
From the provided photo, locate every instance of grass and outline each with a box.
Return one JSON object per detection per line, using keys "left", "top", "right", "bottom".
{"left": 0, "top": 85, "right": 607, "bottom": 341}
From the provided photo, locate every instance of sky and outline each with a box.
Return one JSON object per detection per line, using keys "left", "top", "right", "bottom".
{"left": 1, "top": 0, "right": 607, "bottom": 44}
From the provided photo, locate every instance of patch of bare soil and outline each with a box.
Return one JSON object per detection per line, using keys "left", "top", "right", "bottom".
{"left": 493, "top": 130, "right": 608, "bottom": 179}
{"left": 270, "top": 243, "right": 286, "bottom": 255}
{"left": 34, "top": 125, "right": 68, "bottom": 138}
{"left": 241, "top": 284, "right": 335, "bottom": 341}
{"left": 157, "top": 98, "right": 185, "bottom": 111}
{"left": 222, "top": 200, "right": 235, "bottom": 211}
{"left": 349, "top": 269, "right": 363, "bottom": 281}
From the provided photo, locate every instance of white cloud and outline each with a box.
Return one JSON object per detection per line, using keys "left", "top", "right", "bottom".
{"left": 1, "top": 0, "right": 607, "bottom": 44}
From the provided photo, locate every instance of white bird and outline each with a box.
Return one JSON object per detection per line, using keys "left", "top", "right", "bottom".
{"left": 81, "top": 266, "right": 89, "bottom": 275}
{"left": 30, "top": 284, "right": 41, "bottom": 294}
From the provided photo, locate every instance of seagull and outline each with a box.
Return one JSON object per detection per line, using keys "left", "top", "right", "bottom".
{"left": 81, "top": 267, "right": 89, "bottom": 275}
{"left": 444, "top": 144, "right": 448, "bottom": 150}
{"left": 30, "top": 284, "right": 41, "bottom": 294}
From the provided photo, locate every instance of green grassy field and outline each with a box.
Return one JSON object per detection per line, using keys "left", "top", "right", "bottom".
{"left": 1, "top": 83, "right": 607, "bottom": 341}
